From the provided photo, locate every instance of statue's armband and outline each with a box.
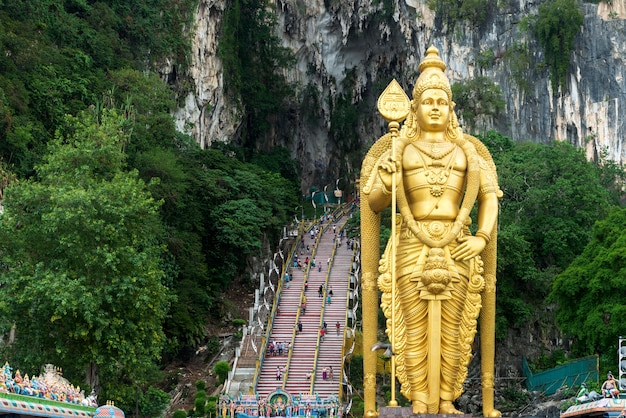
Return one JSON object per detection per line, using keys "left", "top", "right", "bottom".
{"left": 478, "top": 157, "right": 501, "bottom": 199}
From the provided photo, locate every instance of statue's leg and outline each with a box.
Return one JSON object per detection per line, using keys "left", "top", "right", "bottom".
{"left": 397, "top": 265, "right": 429, "bottom": 412}
{"left": 438, "top": 283, "right": 466, "bottom": 414}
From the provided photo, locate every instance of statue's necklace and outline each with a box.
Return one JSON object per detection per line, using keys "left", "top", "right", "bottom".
{"left": 415, "top": 142, "right": 457, "bottom": 197}
{"left": 415, "top": 141, "right": 456, "bottom": 160}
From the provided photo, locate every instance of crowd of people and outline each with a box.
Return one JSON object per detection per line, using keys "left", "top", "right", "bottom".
{"left": 0, "top": 362, "right": 97, "bottom": 407}
{"left": 268, "top": 341, "right": 291, "bottom": 357}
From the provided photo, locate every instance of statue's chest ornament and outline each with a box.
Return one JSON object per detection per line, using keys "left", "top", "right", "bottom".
{"left": 414, "top": 143, "right": 457, "bottom": 197}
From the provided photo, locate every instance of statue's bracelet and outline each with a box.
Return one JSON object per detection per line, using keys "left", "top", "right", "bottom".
{"left": 475, "top": 230, "right": 490, "bottom": 244}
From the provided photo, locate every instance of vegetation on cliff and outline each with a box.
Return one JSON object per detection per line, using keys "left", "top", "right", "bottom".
{"left": 525, "top": 0, "right": 584, "bottom": 92}
{"left": 219, "top": 0, "right": 296, "bottom": 151}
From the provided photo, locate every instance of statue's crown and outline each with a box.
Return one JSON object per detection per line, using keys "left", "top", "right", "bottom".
{"left": 413, "top": 46, "right": 452, "bottom": 101}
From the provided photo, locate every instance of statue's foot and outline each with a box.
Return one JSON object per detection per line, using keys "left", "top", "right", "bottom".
{"left": 482, "top": 408, "right": 502, "bottom": 417}
{"left": 412, "top": 401, "right": 427, "bottom": 414}
{"left": 364, "top": 410, "right": 379, "bottom": 418}
{"left": 439, "top": 401, "right": 463, "bottom": 414}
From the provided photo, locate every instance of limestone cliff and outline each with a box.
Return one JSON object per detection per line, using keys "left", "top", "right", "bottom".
{"left": 173, "top": 0, "right": 626, "bottom": 190}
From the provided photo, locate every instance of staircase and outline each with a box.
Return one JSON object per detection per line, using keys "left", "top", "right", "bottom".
{"left": 255, "top": 211, "right": 354, "bottom": 398}
{"left": 313, "top": 223, "right": 353, "bottom": 398}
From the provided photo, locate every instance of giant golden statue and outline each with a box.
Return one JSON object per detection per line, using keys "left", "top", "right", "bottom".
{"left": 360, "top": 46, "right": 502, "bottom": 417}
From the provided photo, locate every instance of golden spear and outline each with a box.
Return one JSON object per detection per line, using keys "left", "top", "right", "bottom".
{"left": 376, "top": 79, "right": 410, "bottom": 407}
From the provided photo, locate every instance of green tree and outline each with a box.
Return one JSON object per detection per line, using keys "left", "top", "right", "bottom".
{"left": 480, "top": 131, "right": 615, "bottom": 336}
{"left": 214, "top": 361, "right": 231, "bottom": 384}
{"left": 194, "top": 389, "right": 207, "bottom": 416}
{"left": 550, "top": 207, "right": 626, "bottom": 356}
{"left": 134, "top": 145, "right": 214, "bottom": 353}
{"left": 486, "top": 134, "right": 612, "bottom": 270}
{"left": 106, "top": 68, "right": 180, "bottom": 155}
{"left": 138, "top": 386, "right": 171, "bottom": 418}
{"left": 0, "top": 109, "right": 170, "bottom": 394}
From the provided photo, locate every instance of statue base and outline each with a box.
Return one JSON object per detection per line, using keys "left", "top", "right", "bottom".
{"left": 378, "top": 407, "right": 473, "bottom": 418}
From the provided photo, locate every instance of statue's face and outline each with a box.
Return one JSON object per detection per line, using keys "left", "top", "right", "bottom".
{"left": 416, "top": 88, "right": 450, "bottom": 132}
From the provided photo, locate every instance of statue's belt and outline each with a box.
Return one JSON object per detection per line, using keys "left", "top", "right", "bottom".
{"left": 400, "top": 219, "right": 462, "bottom": 242}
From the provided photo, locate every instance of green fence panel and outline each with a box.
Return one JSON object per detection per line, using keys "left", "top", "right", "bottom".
{"left": 523, "top": 355, "right": 599, "bottom": 396}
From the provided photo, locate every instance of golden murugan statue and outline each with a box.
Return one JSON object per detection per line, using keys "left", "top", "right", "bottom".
{"left": 360, "top": 46, "right": 502, "bottom": 417}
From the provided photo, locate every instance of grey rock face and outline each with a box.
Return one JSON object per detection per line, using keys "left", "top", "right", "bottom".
{"left": 173, "top": 0, "right": 626, "bottom": 189}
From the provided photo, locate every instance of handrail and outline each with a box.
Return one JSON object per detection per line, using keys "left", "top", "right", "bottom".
{"left": 281, "top": 306, "right": 300, "bottom": 390}
{"left": 252, "top": 268, "right": 282, "bottom": 392}
{"left": 342, "top": 240, "right": 360, "bottom": 414}
{"left": 337, "top": 249, "right": 357, "bottom": 402}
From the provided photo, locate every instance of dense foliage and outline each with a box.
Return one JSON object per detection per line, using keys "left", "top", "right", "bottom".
{"left": 480, "top": 131, "right": 619, "bottom": 338}
{"left": 0, "top": 0, "right": 196, "bottom": 178}
{"left": 0, "top": 0, "right": 302, "bottom": 414}
{"left": 0, "top": 109, "right": 170, "bottom": 394}
{"left": 551, "top": 207, "right": 626, "bottom": 356}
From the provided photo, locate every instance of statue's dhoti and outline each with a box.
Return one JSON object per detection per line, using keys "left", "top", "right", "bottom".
{"left": 378, "top": 221, "right": 484, "bottom": 413}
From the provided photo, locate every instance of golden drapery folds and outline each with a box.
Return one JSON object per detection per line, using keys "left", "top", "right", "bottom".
{"left": 360, "top": 46, "right": 503, "bottom": 417}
